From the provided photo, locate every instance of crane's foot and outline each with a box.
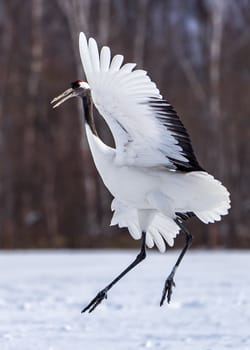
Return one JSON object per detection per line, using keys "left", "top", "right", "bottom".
{"left": 81, "top": 288, "right": 108, "bottom": 313}
{"left": 160, "top": 273, "right": 176, "bottom": 306}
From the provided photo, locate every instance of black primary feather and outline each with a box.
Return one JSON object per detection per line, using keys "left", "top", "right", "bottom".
{"left": 148, "top": 98, "right": 204, "bottom": 173}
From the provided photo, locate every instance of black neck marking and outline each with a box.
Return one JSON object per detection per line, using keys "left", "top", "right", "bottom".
{"left": 81, "top": 91, "right": 98, "bottom": 136}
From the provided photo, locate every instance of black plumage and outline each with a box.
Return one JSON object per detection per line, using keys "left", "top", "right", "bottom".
{"left": 148, "top": 98, "right": 204, "bottom": 172}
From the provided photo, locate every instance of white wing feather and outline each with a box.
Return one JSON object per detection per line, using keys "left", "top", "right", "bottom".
{"left": 79, "top": 32, "right": 202, "bottom": 170}
{"left": 110, "top": 199, "right": 180, "bottom": 253}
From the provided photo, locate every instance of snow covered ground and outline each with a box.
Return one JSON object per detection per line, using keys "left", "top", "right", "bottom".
{"left": 0, "top": 250, "right": 250, "bottom": 350}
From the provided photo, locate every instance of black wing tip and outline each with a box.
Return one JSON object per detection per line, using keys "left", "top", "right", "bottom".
{"left": 176, "top": 211, "right": 195, "bottom": 221}
{"left": 168, "top": 158, "right": 204, "bottom": 172}
{"left": 148, "top": 98, "right": 204, "bottom": 173}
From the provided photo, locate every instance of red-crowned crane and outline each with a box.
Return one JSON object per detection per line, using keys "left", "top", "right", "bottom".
{"left": 51, "top": 32, "right": 230, "bottom": 313}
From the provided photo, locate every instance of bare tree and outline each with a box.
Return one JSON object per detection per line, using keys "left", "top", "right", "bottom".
{"left": 134, "top": 0, "right": 149, "bottom": 67}
{"left": 98, "top": 0, "right": 111, "bottom": 44}
{"left": 24, "top": 0, "right": 44, "bottom": 168}
{"left": 208, "top": 0, "right": 227, "bottom": 176}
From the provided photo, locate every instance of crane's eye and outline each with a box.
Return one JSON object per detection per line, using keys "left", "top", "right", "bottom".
{"left": 71, "top": 80, "right": 83, "bottom": 89}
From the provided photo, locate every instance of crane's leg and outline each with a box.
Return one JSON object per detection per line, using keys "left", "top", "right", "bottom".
{"left": 160, "top": 219, "right": 192, "bottom": 306}
{"left": 82, "top": 232, "right": 146, "bottom": 313}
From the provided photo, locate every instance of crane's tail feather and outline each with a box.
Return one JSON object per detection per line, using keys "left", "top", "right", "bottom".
{"left": 110, "top": 172, "right": 230, "bottom": 253}
{"left": 186, "top": 172, "right": 231, "bottom": 224}
{"left": 110, "top": 199, "right": 180, "bottom": 253}
{"left": 148, "top": 214, "right": 180, "bottom": 251}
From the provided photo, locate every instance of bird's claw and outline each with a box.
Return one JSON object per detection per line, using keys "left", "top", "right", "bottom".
{"left": 160, "top": 274, "right": 176, "bottom": 306}
{"left": 81, "top": 289, "right": 108, "bottom": 313}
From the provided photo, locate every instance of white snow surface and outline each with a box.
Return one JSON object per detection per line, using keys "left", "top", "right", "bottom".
{"left": 0, "top": 250, "right": 250, "bottom": 350}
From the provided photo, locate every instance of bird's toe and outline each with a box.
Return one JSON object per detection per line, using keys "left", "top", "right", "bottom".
{"left": 160, "top": 275, "right": 176, "bottom": 306}
{"left": 82, "top": 289, "right": 108, "bottom": 313}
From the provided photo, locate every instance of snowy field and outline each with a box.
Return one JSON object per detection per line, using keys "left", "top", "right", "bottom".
{"left": 0, "top": 250, "right": 250, "bottom": 350}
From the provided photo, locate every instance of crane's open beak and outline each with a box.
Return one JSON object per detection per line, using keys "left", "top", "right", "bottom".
{"left": 50, "top": 88, "right": 75, "bottom": 108}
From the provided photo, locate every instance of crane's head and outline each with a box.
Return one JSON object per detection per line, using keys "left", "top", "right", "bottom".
{"left": 51, "top": 80, "right": 90, "bottom": 108}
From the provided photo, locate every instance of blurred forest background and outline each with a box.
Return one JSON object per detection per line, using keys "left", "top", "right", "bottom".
{"left": 0, "top": 0, "right": 249, "bottom": 249}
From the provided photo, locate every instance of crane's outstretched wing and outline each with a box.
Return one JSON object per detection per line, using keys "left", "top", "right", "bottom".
{"left": 79, "top": 32, "right": 203, "bottom": 171}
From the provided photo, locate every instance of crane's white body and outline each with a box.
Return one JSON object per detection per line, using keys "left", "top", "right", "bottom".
{"left": 85, "top": 125, "right": 229, "bottom": 252}
{"left": 79, "top": 33, "right": 230, "bottom": 252}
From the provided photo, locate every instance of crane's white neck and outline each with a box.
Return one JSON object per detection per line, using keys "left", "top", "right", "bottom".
{"left": 85, "top": 123, "right": 114, "bottom": 183}
{"left": 81, "top": 90, "right": 115, "bottom": 191}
